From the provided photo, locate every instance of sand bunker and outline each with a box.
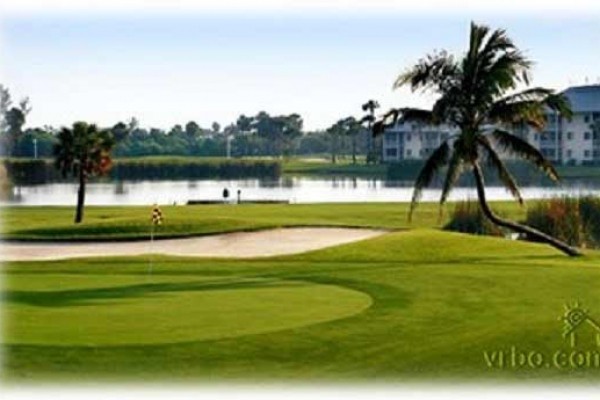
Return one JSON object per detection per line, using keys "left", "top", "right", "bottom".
{"left": 0, "top": 227, "right": 386, "bottom": 261}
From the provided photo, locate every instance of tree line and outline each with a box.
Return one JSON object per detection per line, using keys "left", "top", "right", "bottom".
{"left": 0, "top": 85, "right": 379, "bottom": 163}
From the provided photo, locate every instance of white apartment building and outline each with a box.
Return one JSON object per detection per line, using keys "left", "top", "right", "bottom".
{"left": 382, "top": 84, "right": 600, "bottom": 165}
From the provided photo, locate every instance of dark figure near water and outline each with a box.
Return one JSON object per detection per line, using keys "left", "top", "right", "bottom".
{"left": 237, "top": 189, "right": 241, "bottom": 204}
{"left": 223, "top": 188, "right": 229, "bottom": 201}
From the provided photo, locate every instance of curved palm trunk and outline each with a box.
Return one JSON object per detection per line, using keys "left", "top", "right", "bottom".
{"left": 472, "top": 163, "right": 581, "bottom": 257}
{"left": 74, "top": 169, "right": 86, "bottom": 224}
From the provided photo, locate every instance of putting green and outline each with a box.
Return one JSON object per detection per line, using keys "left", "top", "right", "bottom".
{"left": 3, "top": 274, "right": 372, "bottom": 346}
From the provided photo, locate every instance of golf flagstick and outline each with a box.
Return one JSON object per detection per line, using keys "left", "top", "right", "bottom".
{"left": 148, "top": 223, "right": 154, "bottom": 276}
{"left": 148, "top": 205, "right": 163, "bottom": 276}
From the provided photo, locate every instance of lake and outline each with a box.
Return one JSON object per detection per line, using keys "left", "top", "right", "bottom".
{"left": 3, "top": 178, "right": 600, "bottom": 206}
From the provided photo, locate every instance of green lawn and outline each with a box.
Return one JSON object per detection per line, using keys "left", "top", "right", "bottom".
{"left": 2, "top": 203, "right": 600, "bottom": 382}
{"left": 0, "top": 201, "right": 526, "bottom": 240}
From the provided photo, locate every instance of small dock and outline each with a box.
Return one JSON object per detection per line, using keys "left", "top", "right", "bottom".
{"left": 186, "top": 199, "right": 290, "bottom": 205}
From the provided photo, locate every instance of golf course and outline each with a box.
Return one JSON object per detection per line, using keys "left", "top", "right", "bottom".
{"left": 2, "top": 202, "right": 600, "bottom": 382}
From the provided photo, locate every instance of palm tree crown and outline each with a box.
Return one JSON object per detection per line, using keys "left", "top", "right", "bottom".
{"left": 55, "top": 121, "right": 114, "bottom": 223}
{"left": 55, "top": 122, "right": 113, "bottom": 179}
{"left": 375, "top": 22, "right": 579, "bottom": 256}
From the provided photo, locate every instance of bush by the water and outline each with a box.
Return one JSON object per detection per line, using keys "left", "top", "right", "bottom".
{"left": 0, "top": 162, "right": 12, "bottom": 200}
{"left": 111, "top": 158, "right": 281, "bottom": 180}
{"left": 525, "top": 196, "right": 600, "bottom": 249}
{"left": 3, "top": 158, "right": 59, "bottom": 184}
{"left": 580, "top": 196, "right": 600, "bottom": 248}
{"left": 444, "top": 200, "right": 505, "bottom": 236}
{"left": 3, "top": 157, "right": 282, "bottom": 184}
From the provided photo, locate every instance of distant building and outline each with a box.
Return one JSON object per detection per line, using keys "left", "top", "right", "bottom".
{"left": 382, "top": 84, "right": 600, "bottom": 165}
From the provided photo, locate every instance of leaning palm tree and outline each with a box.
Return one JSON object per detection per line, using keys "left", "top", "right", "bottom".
{"left": 375, "top": 22, "right": 580, "bottom": 256}
{"left": 54, "top": 122, "right": 114, "bottom": 223}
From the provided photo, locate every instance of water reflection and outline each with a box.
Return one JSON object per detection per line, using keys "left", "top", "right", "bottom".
{"left": 3, "top": 177, "right": 600, "bottom": 206}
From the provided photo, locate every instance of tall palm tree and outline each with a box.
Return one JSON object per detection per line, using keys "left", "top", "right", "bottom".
{"left": 362, "top": 99, "right": 380, "bottom": 163}
{"left": 375, "top": 22, "right": 580, "bottom": 256}
{"left": 326, "top": 119, "right": 343, "bottom": 164}
{"left": 343, "top": 117, "right": 362, "bottom": 164}
{"left": 54, "top": 122, "right": 114, "bottom": 223}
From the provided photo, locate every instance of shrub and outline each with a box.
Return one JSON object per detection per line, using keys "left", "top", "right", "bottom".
{"left": 3, "top": 158, "right": 60, "bottom": 184}
{"left": 525, "top": 196, "right": 600, "bottom": 248}
{"left": 3, "top": 157, "right": 282, "bottom": 183}
{"left": 0, "top": 162, "right": 12, "bottom": 200}
{"left": 579, "top": 196, "right": 600, "bottom": 248}
{"left": 444, "top": 200, "right": 505, "bottom": 236}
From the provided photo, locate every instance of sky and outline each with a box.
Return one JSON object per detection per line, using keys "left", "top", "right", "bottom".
{"left": 1, "top": 1, "right": 600, "bottom": 131}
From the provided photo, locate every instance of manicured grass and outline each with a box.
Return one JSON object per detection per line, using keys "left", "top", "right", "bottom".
{"left": 2, "top": 229, "right": 600, "bottom": 382}
{"left": 556, "top": 165, "right": 600, "bottom": 179}
{"left": 5, "top": 274, "right": 370, "bottom": 346}
{"left": 0, "top": 201, "right": 528, "bottom": 241}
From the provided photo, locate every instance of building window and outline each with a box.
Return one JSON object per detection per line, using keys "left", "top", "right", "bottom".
{"left": 406, "top": 133, "right": 411, "bottom": 142}
{"left": 584, "top": 114, "right": 591, "bottom": 123}
{"left": 385, "top": 148, "right": 397, "bottom": 157}
{"left": 566, "top": 149, "right": 572, "bottom": 158}
{"left": 567, "top": 132, "right": 573, "bottom": 140}
{"left": 406, "top": 149, "right": 412, "bottom": 157}
{"left": 594, "top": 150, "right": 600, "bottom": 158}
{"left": 385, "top": 132, "right": 397, "bottom": 144}
{"left": 542, "top": 131, "right": 555, "bottom": 140}
{"left": 584, "top": 150, "right": 591, "bottom": 158}
{"left": 584, "top": 132, "right": 591, "bottom": 140}
{"left": 541, "top": 148, "right": 555, "bottom": 158}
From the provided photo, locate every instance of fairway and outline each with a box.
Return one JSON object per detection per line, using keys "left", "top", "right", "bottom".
{"left": 4, "top": 274, "right": 371, "bottom": 346}
{"left": 3, "top": 223, "right": 600, "bottom": 382}
{"left": 0, "top": 202, "right": 527, "bottom": 240}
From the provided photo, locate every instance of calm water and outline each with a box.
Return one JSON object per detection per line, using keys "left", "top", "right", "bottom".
{"left": 3, "top": 178, "right": 600, "bottom": 206}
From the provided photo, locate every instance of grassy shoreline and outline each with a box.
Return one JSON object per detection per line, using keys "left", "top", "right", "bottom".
{"left": 5, "top": 155, "right": 600, "bottom": 181}
{"left": 0, "top": 201, "right": 527, "bottom": 241}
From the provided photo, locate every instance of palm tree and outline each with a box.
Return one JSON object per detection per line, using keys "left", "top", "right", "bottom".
{"left": 361, "top": 99, "right": 380, "bottom": 163}
{"left": 326, "top": 119, "right": 343, "bottom": 164}
{"left": 375, "top": 22, "right": 580, "bottom": 256}
{"left": 343, "top": 117, "right": 362, "bottom": 164}
{"left": 54, "top": 122, "right": 114, "bottom": 223}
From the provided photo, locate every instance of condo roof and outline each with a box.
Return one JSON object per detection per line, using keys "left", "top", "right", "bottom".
{"left": 561, "top": 85, "right": 600, "bottom": 113}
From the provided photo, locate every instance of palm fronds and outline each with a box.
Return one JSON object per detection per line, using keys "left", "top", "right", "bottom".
{"left": 439, "top": 148, "right": 464, "bottom": 206}
{"left": 394, "top": 51, "right": 459, "bottom": 93}
{"left": 491, "top": 129, "right": 559, "bottom": 182}
{"left": 477, "top": 135, "right": 523, "bottom": 204}
{"left": 409, "top": 141, "right": 450, "bottom": 220}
